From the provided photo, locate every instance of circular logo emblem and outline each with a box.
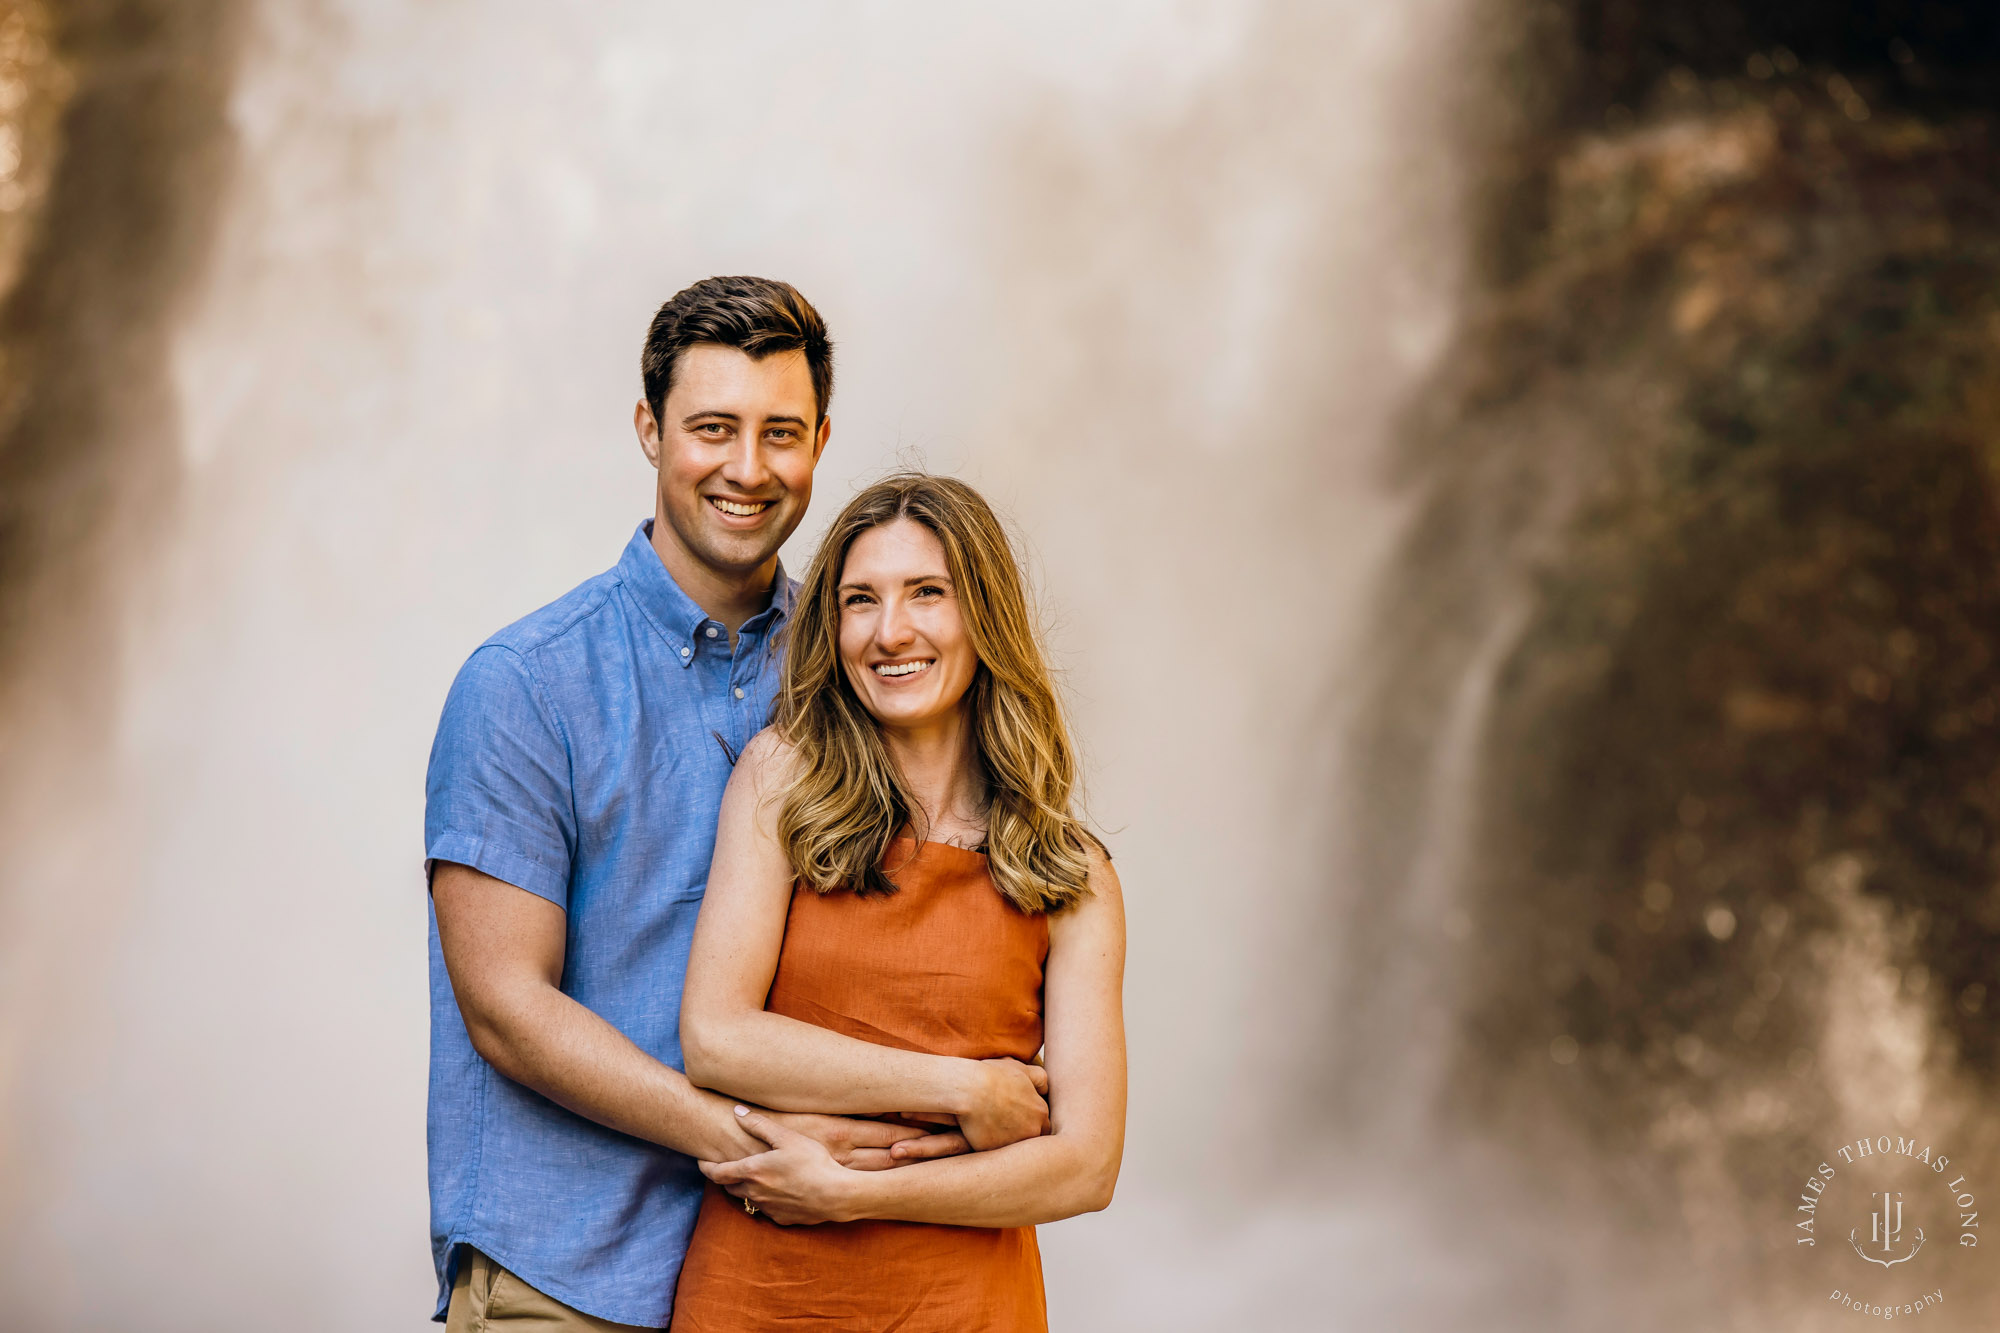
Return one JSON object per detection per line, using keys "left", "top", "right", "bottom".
{"left": 1792, "top": 1132, "right": 1981, "bottom": 1319}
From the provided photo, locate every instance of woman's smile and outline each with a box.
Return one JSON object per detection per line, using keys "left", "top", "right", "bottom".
{"left": 871, "top": 658, "right": 935, "bottom": 679}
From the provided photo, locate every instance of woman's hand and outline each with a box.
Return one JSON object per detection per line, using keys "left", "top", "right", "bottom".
{"left": 954, "top": 1057, "right": 1049, "bottom": 1150}
{"left": 701, "top": 1107, "right": 861, "bottom": 1225}
{"left": 769, "top": 1111, "right": 968, "bottom": 1169}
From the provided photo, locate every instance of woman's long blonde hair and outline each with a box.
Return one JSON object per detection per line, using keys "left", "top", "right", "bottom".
{"left": 773, "top": 473, "right": 1094, "bottom": 913}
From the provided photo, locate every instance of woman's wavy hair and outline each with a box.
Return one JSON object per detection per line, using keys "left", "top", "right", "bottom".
{"left": 773, "top": 473, "right": 1094, "bottom": 913}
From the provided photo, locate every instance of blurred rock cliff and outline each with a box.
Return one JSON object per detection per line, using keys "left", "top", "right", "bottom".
{"left": 1342, "top": 0, "right": 2000, "bottom": 1314}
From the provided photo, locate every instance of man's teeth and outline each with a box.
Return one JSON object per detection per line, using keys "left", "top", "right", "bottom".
{"left": 873, "top": 660, "right": 932, "bottom": 677}
{"left": 710, "top": 498, "right": 770, "bottom": 517}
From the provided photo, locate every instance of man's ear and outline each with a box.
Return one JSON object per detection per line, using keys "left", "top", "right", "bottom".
{"left": 634, "top": 399, "right": 663, "bottom": 467}
{"left": 811, "top": 414, "right": 831, "bottom": 464}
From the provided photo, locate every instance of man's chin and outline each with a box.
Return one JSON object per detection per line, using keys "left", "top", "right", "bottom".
{"left": 662, "top": 506, "right": 792, "bottom": 576}
{"left": 689, "top": 532, "right": 787, "bottom": 579}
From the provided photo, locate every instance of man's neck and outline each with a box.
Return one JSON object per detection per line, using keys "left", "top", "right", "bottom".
{"left": 649, "top": 510, "right": 775, "bottom": 642}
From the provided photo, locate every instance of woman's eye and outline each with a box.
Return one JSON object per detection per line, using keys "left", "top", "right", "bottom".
{"left": 842, "top": 594, "right": 873, "bottom": 607}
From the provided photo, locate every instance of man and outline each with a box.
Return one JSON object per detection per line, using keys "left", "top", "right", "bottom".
{"left": 423, "top": 277, "right": 1030, "bottom": 1330}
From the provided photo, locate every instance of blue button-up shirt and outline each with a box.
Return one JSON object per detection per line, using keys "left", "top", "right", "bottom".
{"left": 423, "top": 520, "right": 793, "bottom": 1327}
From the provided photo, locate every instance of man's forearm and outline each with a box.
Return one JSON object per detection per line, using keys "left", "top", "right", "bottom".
{"left": 473, "top": 982, "right": 763, "bottom": 1163}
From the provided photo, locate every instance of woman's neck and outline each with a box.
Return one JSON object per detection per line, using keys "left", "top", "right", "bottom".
{"left": 881, "top": 707, "right": 985, "bottom": 841}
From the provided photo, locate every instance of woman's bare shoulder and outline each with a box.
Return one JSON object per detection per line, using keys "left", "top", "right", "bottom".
{"left": 1049, "top": 836, "right": 1125, "bottom": 957}
{"left": 1053, "top": 835, "right": 1123, "bottom": 929}
{"left": 738, "top": 726, "right": 798, "bottom": 768}
{"left": 1083, "top": 838, "right": 1122, "bottom": 904}
{"left": 733, "top": 727, "right": 803, "bottom": 799}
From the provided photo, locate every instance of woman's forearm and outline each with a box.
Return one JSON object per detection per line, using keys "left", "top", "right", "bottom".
{"left": 683, "top": 1007, "right": 972, "bottom": 1116}
{"left": 828, "top": 854, "right": 1127, "bottom": 1228}
{"left": 835, "top": 1127, "right": 1121, "bottom": 1228}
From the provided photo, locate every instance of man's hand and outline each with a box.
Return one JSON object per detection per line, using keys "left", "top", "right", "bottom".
{"left": 956, "top": 1058, "right": 1050, "bottom": 1151}
{"left": 701, "top": 1107, "right": 861, "bottom": 1225}
{"left": 769, "top": 1112, "right": 969, "bottom": 1170}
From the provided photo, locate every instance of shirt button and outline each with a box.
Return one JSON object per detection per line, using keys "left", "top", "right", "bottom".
{"left": 705, "top": 627, "right": 718, "bottom": 638}
{"left": 680, "top": 646, "right": 691, "bottom": 658}
{"left": 734, "top": 687, "right": 745, "bottom": 700}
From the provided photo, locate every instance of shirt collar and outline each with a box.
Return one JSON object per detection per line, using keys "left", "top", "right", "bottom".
{"left": 758, "top": 556, "right": 797, "bottom": 624}
{"left": 617, "top": 520, "right": 793, "bottom": 667}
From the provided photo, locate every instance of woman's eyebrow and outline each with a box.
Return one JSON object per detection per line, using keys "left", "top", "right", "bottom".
{"left": 836, "top": 573, "right": 952, "bottom": 592}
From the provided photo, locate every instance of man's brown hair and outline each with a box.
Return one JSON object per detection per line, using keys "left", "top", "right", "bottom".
{"left": 641, "top": 276, "right": 834, "bottom": 424}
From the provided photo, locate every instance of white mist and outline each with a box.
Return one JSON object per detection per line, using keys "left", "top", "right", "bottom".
{"left": 0, "top": 3, "right": 1467, "bottom": 1326}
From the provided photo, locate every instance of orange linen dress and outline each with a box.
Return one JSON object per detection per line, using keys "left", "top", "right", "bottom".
{"left": 669, "top": 839, "right": 1050, "bottom": 1333}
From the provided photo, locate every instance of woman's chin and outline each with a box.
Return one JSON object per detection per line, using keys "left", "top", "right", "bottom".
{"left": 861, "top": 696, "right": 956, "bottom": 733}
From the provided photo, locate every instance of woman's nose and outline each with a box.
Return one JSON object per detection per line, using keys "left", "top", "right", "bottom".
{"left": 875, "top": 599, "right": 915, "bottom": 650}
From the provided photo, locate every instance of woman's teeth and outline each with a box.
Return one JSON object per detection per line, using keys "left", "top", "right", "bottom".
{"left": 873, "top": 660, "right": 932, "bottom": 678}
{"left": 709, "top": 498, "right": 771, "bottom": 517}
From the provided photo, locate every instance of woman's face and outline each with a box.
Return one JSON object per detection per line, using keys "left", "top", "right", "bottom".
{"left": 836, "top": 518, "right": 979, "bottom": 735}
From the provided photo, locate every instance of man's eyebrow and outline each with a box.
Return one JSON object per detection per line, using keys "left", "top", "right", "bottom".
{"left": 680, "top": 410, "right": 740, "bottom": 427}
{"left": 763, "top": 414, "right": 810, "bottom": 429}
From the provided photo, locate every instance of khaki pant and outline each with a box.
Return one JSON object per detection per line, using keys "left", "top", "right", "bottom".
{"left": 446, "top": 1247, "right": 654, "bottom": 1332}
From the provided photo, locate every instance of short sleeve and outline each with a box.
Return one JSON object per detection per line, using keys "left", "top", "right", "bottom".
{"left": 424, "top": 644, "right": 576, "bottom": 908}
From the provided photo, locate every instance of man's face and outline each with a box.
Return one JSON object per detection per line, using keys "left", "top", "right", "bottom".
{"left": 636, "top": 343, "right": 829, "bottom": 584}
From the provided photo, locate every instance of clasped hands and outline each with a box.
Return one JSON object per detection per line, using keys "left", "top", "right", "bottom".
{"left": 699, "top": 1057, "right": 1050, "bottom": 1225}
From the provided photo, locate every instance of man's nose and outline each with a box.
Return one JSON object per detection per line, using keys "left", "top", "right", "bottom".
{"left": 721, "top": 432, "right": 773, "bottom": 490}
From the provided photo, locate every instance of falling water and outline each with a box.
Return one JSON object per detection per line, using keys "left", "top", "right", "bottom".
{"left": 14, "top": 2, "right": 1994, "bottom": 1329}
{"left": 0, "top": 2, "right": 1476, "bottom": 1328}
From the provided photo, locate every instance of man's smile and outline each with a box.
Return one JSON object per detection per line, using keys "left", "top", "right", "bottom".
{"left": 707, "top": 496, "right": 775, "bottom": 519}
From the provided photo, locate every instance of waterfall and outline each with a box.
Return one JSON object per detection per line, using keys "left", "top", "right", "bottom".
{"left": 0, "top": 2, "right": 1476, "bottom": 1327}
{"left": 15, "top": 1, "right": 1992, "bottom": 1328}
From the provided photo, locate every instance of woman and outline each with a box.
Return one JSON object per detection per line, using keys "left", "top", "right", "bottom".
{"left": 669, "top": 473, "right": 1126, "bottom": 1332}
